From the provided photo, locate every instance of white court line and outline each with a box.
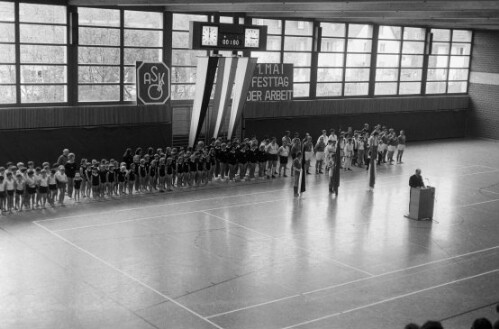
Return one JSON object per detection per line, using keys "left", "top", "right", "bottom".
{"left": 30, "top": 168, "right": 429, "bottom": 226}
{"left": 202, "top": 212, "right": 374, "bottom": 277}
{"left": 457, "top": 169, "right": 499, "bottom": 177}
{"left": 281, "top": 268, "right": 499, "bottom": 329}
{"left": 35, "top": 187, "right": 287, "bottom": 224}
{"left": 33, "top": 221, "right": 225, "bottom": 329}
{"left": 458, "top": 198, "right": 499, "bottom": 208}
{"left": 45, "top": 167, "right": 499, "bottom": 233}
{"left": 206, "top": 244, "right": 499, "bottom": 319}
{"left": 34, "top": 164, "right": 495, "bottom": 227}
{"left": 47, "top": 175, "right": 409, "bottom": 233}
{"left": 475, "top": 164, "right": 499, "bottom": 170}
{"left": 202, "top": 212, "right": 274, "bottom": 239}
{"left": 35, "top": 172, "right": 385, "bottom": 225}
{"left": 49, "top": 197, "right": 289, "bottom": 232}
{"left": 482, "top": 189, "right": 499, "bottom": 195}
{"left": 43, "top": 174, "right": 411, "bottom": 232}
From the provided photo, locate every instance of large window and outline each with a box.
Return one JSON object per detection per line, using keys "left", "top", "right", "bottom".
{"left": 123, "top": 11, "right": 163, "bottom": 101}
{"left": 317, "top": 23, "right": 373, "bottom": 97}
{"left": 78, "top": 7, "right": 120, "bottom": 102}
{"left": 284, "top": 20, "right": 313, "bottom": 97}
{"left": 317, "top": 22, "right": 345, "bottom": 97}
{"left": 0, "top": 1, "right": 15, "bottom": 104}
{"left": 426, "top": 29, "right": 471, "bottom": 94}
{"left": 171, "top": 13, "right": 208, "bottom": 100}
{"left": 19, "top": 3, "right": 67, "bottom": 103}
{"left": 0, "top": 5, "right": 475, "bottom": 106}
{"left": 251, "top": 18, "right": 282, "bottom": 64}
{"left": 78, "top": 8, "right": 163, "bottom": 102}
{"left": 375, "top": 26, "right": 425, "bottom": 96}
{"left": 252, "top": 18, "right": 313, "bottom": 98}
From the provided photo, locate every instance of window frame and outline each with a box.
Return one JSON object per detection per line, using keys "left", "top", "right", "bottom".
{"left": 0, "top": 1, "right": 17, "bottom": 105}
{"left": 283, "top": 19, "right": 314, "bottom": 98}
{"left": 4, "top": 2, "right": 70, "bottom": 105}
{"left": 316, "top": 22, "right": 374, "bottom": 98}
{"left": 77, "top": 7, "right": 165, "bottom": 104}
{"left": 77, "top": 12, "right": 122, "bottom": 103}
{"left": 425, "top": 28, "right": 472, "bottom": 95}
{"left": 170, "top": 12, "right": 209, "bottom": 101}
{"left": 0, "top": 4, "right": 475, "bottom": 108}
{"left": 374, "top": 25, "right": 426, "bottom": 97}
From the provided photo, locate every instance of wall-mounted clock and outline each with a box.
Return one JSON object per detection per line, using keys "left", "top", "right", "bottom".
{"left": 244, "top": 28, "right": 260, "bottom": 48}
{"left": 201, "top": 25, "right": 218, "bottom": 47}
{"left": 190, "top": 22, "right": 267, "bottom": 51}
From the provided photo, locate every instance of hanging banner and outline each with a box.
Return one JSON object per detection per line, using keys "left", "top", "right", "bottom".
{"left": 246, "top": 63, "right": 293, "bottom": 102}
{"left": 188, "top": 56, "right": 220, "bottom": 147}
{"left": 136, "top": 61, "right": 171, "bottom": 105}
{"left": 228, "top": 57, "right": 258, "bottom": 140}
{"left": 210, "top": 57, "right": 238, "bottom": 139}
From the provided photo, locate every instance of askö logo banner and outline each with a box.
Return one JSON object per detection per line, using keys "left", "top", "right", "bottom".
{"left": 136, "top": 62, "right": 171, "bottom": 105}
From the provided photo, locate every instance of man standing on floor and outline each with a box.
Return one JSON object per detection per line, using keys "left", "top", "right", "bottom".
{"left": 325, "top": 139, "right": 336, "bottom": 193}
{"left": 303, "top": 135, "right": 314, "bottom": 175}
{"left": 409, "top": 168, "right": 425, "bottom": 188}
{"left": 282, "top": 131, "right": 292, "bottom": 148}
{"left": 397, "top": 130, "right": 406, "bottom": 164}
{"left": 57, "top": 148, "right": 69, "bottom": 166}
{"left": 368, "top": 131, "right": 379, "bottom": 191}
{"left": 331, "top": 135, "right": 342, "bottom": 195}
{"left": 293, "top": 151, "right": 302, "bottom": 197}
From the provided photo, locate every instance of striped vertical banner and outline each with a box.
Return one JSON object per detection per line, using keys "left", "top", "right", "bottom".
{"left": 188, "top": 56, "right": 219, "bottom": 147}
{"left": 209, "top": 56, "right": 238, "bottom": 139}
{"left": 227, "top": 57, "right": 258, "bottom": 140}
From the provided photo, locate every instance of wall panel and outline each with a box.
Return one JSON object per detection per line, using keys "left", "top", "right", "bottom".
{"left": 245, "top": 110, "right": 467, "bottom": 142}
{"left": 469, "top": 30, "right": 499, "bottom": 140}
{"left": 243, "top": 95, "right": 469, "bottom": 119}
{"left": 0, "top": 123, "right": 172, "bottom": 165}
{"left": 0, "top": 103, "right": 171, "bottom": 130}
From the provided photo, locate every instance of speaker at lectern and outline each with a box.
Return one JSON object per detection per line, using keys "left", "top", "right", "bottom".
{"left": 408, "top": 187, "right": 435, "bottom": 220}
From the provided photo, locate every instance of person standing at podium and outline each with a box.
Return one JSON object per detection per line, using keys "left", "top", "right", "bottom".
{"left": 408, "top": 169, "right": 435, "bottom": 220}
{"left": 408, "top": 168, "right": 425, "bottom": 216}
{"left": 409, "top": 169, "right": 425, "bottom": 188}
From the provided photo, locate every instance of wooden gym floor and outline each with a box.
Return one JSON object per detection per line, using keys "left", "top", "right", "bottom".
{"left": 1, "top": 138, "right": 499, "bottom": 329}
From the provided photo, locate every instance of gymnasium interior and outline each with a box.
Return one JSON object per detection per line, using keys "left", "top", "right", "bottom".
{"left": 1, "top": 1, "right": 499, "bottom": 329}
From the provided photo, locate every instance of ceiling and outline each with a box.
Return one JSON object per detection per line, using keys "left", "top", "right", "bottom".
{"left": 67, "top": 0, "right": 499, "bottom": 30}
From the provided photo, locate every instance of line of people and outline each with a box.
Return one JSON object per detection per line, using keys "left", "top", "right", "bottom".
{"left": 0, "top": 122, "right": 406, "bottom": 214}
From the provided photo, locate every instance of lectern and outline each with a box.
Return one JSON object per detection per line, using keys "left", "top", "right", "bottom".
{"left": 408, "top": 187, "right": 435, "bottom": 220}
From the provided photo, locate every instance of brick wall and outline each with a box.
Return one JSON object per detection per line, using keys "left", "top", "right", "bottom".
{"left": 469, "top": 30, "right": 499, "bottom": 139}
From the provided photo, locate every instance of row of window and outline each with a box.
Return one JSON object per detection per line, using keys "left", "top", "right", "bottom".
{"left": 0, "top": 2, "right": 472, "bottom": 105}
{"left": 251, "top": 20, "right": 471, "bottom": 97}
{"left": 77, "top": 7, "right": 163, "bottom": 102}
{"left": 0, "top": 2, "right": 166, "bottom": 103}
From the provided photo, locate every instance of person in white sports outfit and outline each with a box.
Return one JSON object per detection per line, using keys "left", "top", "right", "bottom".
{"left": 277, "top": 140, "right": 290, "bottom": 177}
{"left": 356, "top": 134, "right": 365, "bottom": 167}
{"left": 324, "top": 139, "right": 336, "bottom": 175}
{"left": 397, "top": 130, "right": 406, "bottom": 164}
{"left": 314, "top": 136, "right": 326, "bottom": 174}
{"left": 303, "top": 136, "right": 314, "bottom": 175}
{"left": 265, "top": 137, "right": 279, "bottom": 179}
{"left": 344, "top": 138, "right": 354, "bottom": 171}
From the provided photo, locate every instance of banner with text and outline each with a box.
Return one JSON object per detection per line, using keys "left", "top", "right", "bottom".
{"left": 246, "top": 63, "right": 293, "bottom": 102}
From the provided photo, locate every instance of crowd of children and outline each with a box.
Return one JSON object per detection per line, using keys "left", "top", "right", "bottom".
{"left": 0, "top": 122, "right": 406, "bottom": 214}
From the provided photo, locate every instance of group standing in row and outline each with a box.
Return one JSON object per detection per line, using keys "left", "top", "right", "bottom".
{"left": 0, "top": 122, "right": 407, "bottom": 213}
